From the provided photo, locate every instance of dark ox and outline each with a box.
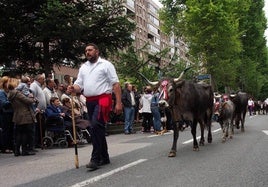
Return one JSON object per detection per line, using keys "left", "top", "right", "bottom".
{"left": 139, "top": 70, "right": 213, "bottom": 157}
{"left": 230, "top": 92, "right": 248, "bottom": 132}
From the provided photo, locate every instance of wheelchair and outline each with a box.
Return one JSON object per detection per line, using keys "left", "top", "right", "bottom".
{"left": 75, "top": 126, "right": 91, "bottom": 144}
{"left": 64, "top": 118, "right": 91, "bottom": 145}
{"left": 42, "top": 117, "right": 73, "bottom": 149}
{"left": 42, "top": 117, "right": 91, "bottom": 149}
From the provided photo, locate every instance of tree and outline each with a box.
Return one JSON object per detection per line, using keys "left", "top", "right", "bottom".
{"left": 115, "top": 44, "right": 159, "bottom": 89}
{"left": 159, "top": 0, "right": 267, "bottom": 96}
{"left": 0, "top": 0, "right": 135, "bottom": 76}
{"left": 238, "top": 0, "right": 268, "bottom": 98}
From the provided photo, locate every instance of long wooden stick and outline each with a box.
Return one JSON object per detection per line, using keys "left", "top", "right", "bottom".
{"left": 70, "top": 77, "right": 79, "bottom": 169}
{"left": 39, "top": 112, "right": 44, "bottom": 150}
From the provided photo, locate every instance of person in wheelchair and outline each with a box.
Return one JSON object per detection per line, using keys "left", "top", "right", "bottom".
{"left": 45, "top": 97, "right": 66, "bottom": 128}
{"left": 61, "top": 97, "right": 91, "bottom": 144}
{"left": 61, "top": 97, "right": 89, "bottom": 130}
{"left": 44, "top": 97, "right": 73, "bottom": 148}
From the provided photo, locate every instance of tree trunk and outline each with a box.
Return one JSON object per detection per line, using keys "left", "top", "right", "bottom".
{"left": 43, "top": 39, "right": 51, "bottom": 77}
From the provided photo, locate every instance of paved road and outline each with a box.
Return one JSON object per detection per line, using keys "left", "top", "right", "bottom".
{"left": 0, "top": 114, "right": 267, "bottom": 187}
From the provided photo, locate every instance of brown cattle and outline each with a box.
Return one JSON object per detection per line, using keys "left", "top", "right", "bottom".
{"left": 218, "top": 100, "right": 235, "bottom": 142}
{"left": 139, "top": 69, "right": 213, "bottom": 157}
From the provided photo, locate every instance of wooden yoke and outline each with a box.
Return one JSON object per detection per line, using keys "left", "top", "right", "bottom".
{"left": 69, "top": 76, "right": 79, "bottom": 169}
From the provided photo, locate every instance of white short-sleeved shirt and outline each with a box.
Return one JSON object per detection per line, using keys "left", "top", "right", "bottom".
{"left": 248, "top": 100, "right": 254, "bottom": 106}
{"left": 74, "top": 57, "right": 119, "bottom": 97}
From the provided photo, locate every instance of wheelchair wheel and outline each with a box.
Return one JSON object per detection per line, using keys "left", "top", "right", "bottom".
{"left": 42, "top": 136, "right": 53, "bottom": 149}
{"left": 58, "top": 139, "right": 68, "bottom": 148}
{"left": 84, "top": 132, "right": 91, "bottom": 143}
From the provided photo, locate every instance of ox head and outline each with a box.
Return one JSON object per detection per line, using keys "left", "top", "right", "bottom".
{"left": 138, "top": 67, "right": 191, "bottom": 106}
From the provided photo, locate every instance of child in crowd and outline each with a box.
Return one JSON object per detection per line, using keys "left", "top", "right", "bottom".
{"left": 16, "top": 76, "right": 32, "bottom": 97}
{"left": 16, "top": 76, "right": 37, "bottom": 112}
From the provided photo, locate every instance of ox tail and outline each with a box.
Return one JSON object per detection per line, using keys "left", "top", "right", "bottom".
{"left": 204, "top": 114, "right": 209, "bottom": 130}
{"left": 204, "top": 110, "right": 213, "bottom": 130}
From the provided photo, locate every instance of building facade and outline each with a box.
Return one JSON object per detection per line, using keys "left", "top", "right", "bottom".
{"left": 124, "top": 0, "right": 190, "bottom": 69}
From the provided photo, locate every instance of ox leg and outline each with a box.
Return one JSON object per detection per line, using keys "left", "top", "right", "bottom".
{"left": 191, "top": 120, "right": 199, "bottom": 151}
{"left": 168, "top": 122, "right": 178, "bottom": 157}
{"left": 207, "top": 118, "right": 212, "bottom": 143}
{"left": 225, "top": 122, "right": 229, "bottom": 138}
{"left": 222, "top": 122, "right": 227, "bottom": 143}
{"left": 234, "top": 114, "right": 240, "bottom": 129}
{"left": 241, "top": 112, "right": 246, "bottom": 132}
{"left": 199, "top": 121, "right": 205, "bottom": 146}
{"left": 230, "top": 120, "right": 234, "bottom": 139}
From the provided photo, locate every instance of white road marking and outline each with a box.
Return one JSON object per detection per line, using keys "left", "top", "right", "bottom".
{"left": 212, "top": 128, "right": 222, "bottom": 133}
{"left": 183, "top": 136, "right": 201, "bottom": 144}
{"left": 147, "top": 128, "right": 222, "bottom": 144}
{"left": 182, "top": 128, "right": 221, "bottom": 144}
{"left": 70, "top": 159, "right": 147, "bottom": 187}
{"left": 262, "top": 130, "right": 268, "bottom": 135}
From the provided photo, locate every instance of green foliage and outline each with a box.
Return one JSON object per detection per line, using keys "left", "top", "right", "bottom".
{"left": 238, "top": 0, "right": 268, "bottom": 98}
{"left": 114, "top": 44, "right": 159, "bottom": 89}
{"left": 160, "top": 0, "right": 268, "bottom": 98}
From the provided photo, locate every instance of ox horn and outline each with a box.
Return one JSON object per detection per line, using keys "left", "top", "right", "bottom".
{"left": 137, "top": 72, "right": 159, "bottom": 86}
{"left": 173, "top": 67, "right": 191, "bottom": 82}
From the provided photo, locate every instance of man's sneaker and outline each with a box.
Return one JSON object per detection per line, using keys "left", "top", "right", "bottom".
{"left": 86, "top": 162, "right": 99, "bottom": 171}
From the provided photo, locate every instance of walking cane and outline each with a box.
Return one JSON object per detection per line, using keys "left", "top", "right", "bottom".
{"left": 39, "top": 112, "right": 44, "bottom": 150}
{"left": 69, "top": 77, "right": 79, "bottom": 169}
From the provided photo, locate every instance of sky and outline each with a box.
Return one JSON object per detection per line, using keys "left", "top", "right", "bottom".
{"left": 152, "top": 0, "right": 162, "bottom": 7}
{"left": 153, "top": 0, "right": 268, "bottom": 44}
{"left": 264, "top": 0, "right": 268, "bottom": 43}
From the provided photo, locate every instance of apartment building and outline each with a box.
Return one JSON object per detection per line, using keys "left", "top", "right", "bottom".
{"left": 124, "top": 0, "right": 190, "bottom": 69}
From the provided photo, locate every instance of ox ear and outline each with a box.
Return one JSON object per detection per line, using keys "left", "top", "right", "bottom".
{"left": 137, "top": 72, "right": 159, "bottom": 86}
{"left": 174, "top": 67, "right": 191, "bottom": 83}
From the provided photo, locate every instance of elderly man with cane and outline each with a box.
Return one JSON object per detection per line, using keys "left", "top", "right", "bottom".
{"left": 71, "top": 43, "right": 122, "bottom": 171}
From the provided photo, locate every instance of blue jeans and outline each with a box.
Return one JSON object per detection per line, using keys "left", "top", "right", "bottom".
{"left": 124, "top": 107, "right": 135, "bottom": 133}
{"left": 151, "top": 106, "right": 161, "bottom": 131}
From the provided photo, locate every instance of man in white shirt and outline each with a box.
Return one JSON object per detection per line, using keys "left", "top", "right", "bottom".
{"left": 43, "top": 79, "right": 59, "bottom": 106}
{"left": 72, "top": 43, "right": 122, "bottom": 171}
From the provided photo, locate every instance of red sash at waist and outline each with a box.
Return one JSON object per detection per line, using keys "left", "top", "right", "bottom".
{"left": 86, "top": 94, "right": 112, "bottom": 123}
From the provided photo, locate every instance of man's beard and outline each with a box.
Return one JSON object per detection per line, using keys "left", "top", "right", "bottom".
{"left": 88, "top": 55, "right": 97, "bottom": 63}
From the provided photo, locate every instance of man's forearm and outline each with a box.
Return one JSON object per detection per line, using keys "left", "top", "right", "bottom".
{"left": 113, "top": 82, "right": 122, "bottom": 103}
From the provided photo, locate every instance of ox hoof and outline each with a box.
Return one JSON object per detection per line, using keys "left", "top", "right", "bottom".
{"left": 230, "top": 135, "right": 233, "bottom": 139}
{"left": 199, "top": 141, "right": 205, "bottom": 146}
{"left": 168, "top": 151, "right": 176, "bottom": 157}
{"left": 193, "top": 147, "right": 199, "bottom": 151}
{"left": 208, "top": 138, "right": 212, "bottom": 143}
{"left": 222, "top": 139, "right": 226, "bottom": 143}
{"left": 241, "top": 128, "right": 245, "bottom": 132}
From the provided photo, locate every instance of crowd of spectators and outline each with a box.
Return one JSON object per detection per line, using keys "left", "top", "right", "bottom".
{"left": 0, "top": 73, "right": 90, "bottom": 156}
{"left": 0, "top": 73, "right": 170, "bottom": 157}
